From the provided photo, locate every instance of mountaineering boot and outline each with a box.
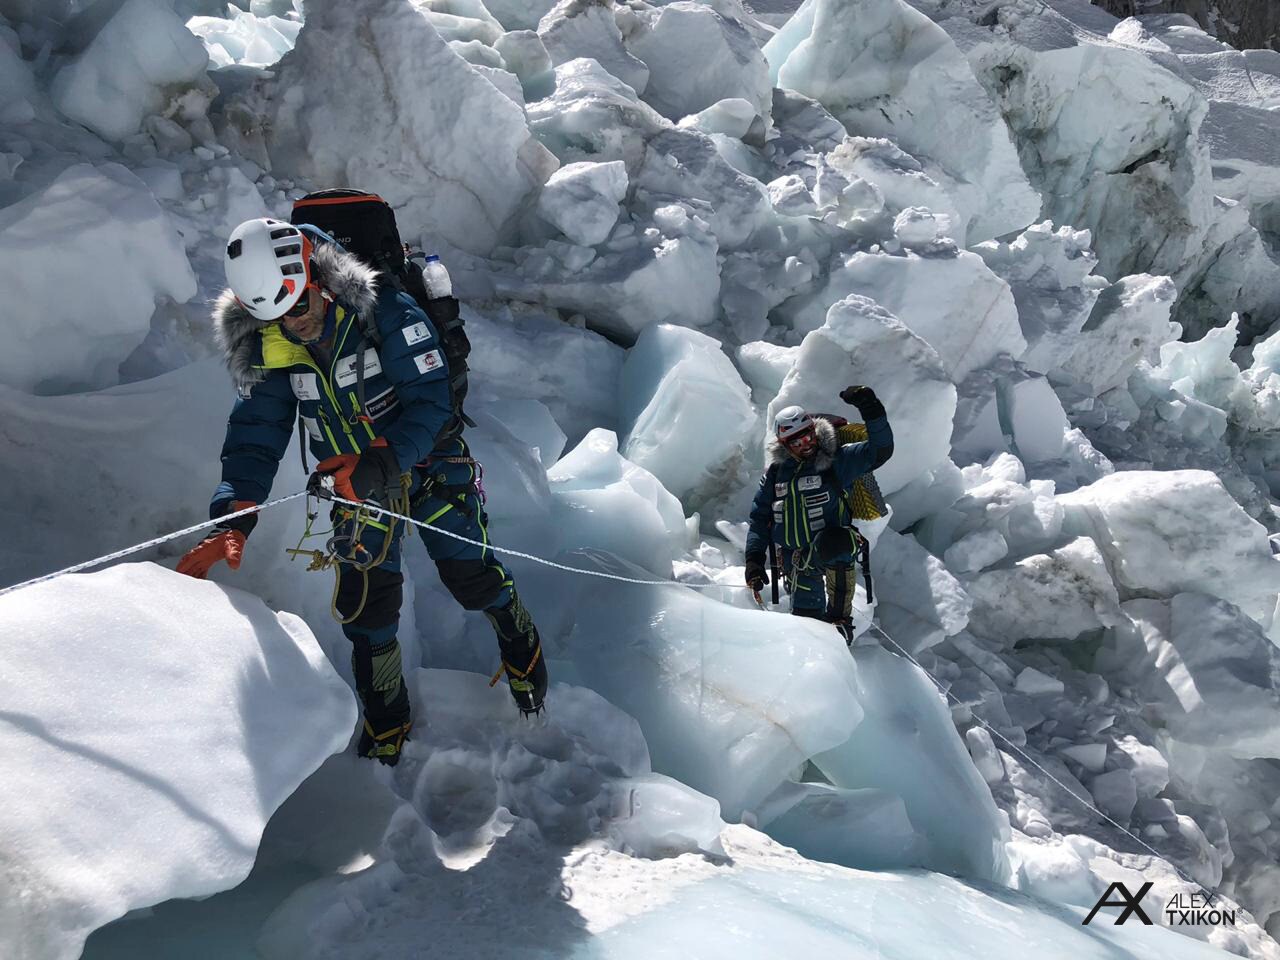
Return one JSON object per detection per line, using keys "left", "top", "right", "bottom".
{"left": 485, "top": 591, "right": 548, "bottom": 716}
{"left": 352, "top": 636, "right": 412, "bottom": 765}
{"left": 832, "top": 618, "right": 856, "bottom": 645}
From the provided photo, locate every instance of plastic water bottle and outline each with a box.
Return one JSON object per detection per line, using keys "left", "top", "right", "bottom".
{"left": 416, "top": 253, "right": 452, "bottom": 299}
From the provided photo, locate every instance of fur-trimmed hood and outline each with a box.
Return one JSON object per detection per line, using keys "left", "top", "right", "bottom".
{"left": 212, "top": 239, "right": 380, "bottom": 388}
{"left": 766, "top": 416, "right": 837, "bottom": 471}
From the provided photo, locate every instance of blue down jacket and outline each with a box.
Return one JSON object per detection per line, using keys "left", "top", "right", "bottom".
{"left": 745, "top": 414, "right": 893, "bottom": 561}
{"left": 208, "top": 228, "right": 456, "bottom": 514}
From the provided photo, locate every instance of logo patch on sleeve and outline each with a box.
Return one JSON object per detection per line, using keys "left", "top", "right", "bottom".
{"left": 413, "top": 349, "right": 444, "bottom": 375}
{"left": 289, "top": 373, "right": 321, "bottom": 401}
{"left": 403, "top": 322, "right": 433, "bottom": 347}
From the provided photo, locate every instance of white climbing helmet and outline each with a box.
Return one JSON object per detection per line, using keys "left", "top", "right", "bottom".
{"left": 774, "top": 405, "right": 815, "bottom": 443}
{"left": 224, "top": 218, "right": 312, "bottom": 321}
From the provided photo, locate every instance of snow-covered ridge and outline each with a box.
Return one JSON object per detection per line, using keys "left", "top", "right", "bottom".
{"left": 2, "top": 0, "right": 1280, "bottom": 956}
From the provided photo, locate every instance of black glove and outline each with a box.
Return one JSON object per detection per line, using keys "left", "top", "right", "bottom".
{"left": 840, "top": 385, "right": 886, "bottom": 421}
{"left": 350, "top": 444, "right": 401, "bottom": 502}
{"left": 745, "top": 556, "right": 769, "bottom": 590}
{"left": 309, "top": 444, "right": 402, "bottom": 503}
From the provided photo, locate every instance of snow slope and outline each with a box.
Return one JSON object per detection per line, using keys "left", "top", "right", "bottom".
{"left": 0, "top": 564, "right": 353, "bottom": 960}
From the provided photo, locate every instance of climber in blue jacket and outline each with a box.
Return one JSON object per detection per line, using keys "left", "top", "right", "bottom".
{"left": 178, "top": 218, "right": 547, "bottom": 765}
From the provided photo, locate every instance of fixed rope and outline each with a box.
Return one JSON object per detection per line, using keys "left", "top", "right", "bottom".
{"left": 0, "top": 486, "right": 1215, "bottom": 900}
{"left": 0, "top": 489, "right": 749, "bottom": 599}
{"left": 0, "top": 493, "right": 310, "bottom": 599}
{"left": 865, "top": 621, "right": 1213, "bottom": 900}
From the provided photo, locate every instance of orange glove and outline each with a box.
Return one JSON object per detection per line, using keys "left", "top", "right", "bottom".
{"left": 177, "top": 499, "right": 256, "bottom": 579}
{"left": 311, "top": 440, "right": 400, "bottom": 503}
{"left": 312, "top": 454, "right": 361, "bottom": 501}
{"left": 177, "top": 529, "right": 247, "bottom": 579}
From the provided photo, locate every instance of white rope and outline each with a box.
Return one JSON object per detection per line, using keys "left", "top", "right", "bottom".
{"left": 327, "top": 494, "right": 748, "bottom": 591}
{"left": 865, "top": 621, "right": 1211, "bottom": 898}
{"left": 0, "top": 493, "right": 310, "bottom": 599}
{"left": 0, "top": 480, "right": 1213, "bottom": 899}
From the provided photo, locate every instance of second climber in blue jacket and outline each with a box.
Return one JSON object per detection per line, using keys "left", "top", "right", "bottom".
{"left": 744, "top": 386, "right": 893, "bottom": 639}
{"left": 177, "top": 218, "right": 547, "bottom": 766}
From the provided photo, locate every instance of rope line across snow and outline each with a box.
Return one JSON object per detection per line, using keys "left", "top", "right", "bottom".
{"left": 0, "top": 487, "right": 1219, "bottom": 898}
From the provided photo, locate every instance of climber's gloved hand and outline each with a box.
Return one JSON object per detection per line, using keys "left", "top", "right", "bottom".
{"left": 839, "top": 385, "right": 886, "bottom": 421}
{"left": 310, "top": 441, "right": 401, "bottom": 503}
{"left": 176, "top": 500, "right": 257, "bottom": 579}
{"left": 744, "top": 556, "right": 769, "bottom": 591}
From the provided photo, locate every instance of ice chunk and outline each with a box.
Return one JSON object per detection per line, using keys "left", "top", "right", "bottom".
{"left": 629, "top": 2, "right": 771, "bottom": 124}
{"left": 260, "top": 0, "right": 557, "bottom": 255}
{"left": 1001, "top": 372, "right": 1069, "bottom": 465}
{"left": 966, "top": 726, "right": 1006, "bottom": 784}
{"left": 814, "top": 647, "right": 1011, "bottom": 882}
{"left": 1089, "top": 769, "right": 1138, "bottom": 823}
{"left": 764, "top": 0, "right": 1039, "bottom": 243}
{"left": 893, "top": 206, "right": 952, "bottom": 249}
{"left": 536, "top": 160, "right": 628, "bottom": 246}
{"left": 973, "top": 221, "right": 1106, "bottom": 376}
{"left": 873, "top": 528, "right": 973, "bottom": 653}
{"left": 755, "top": 781, "right": 921, "bottom": 871}
{"left": 1115, "top": 594, "right": 1280, "bottom": 760}
{"left": 1059, "top": 743, "right": 1107, "bottom": 774}
{"left": 493, "top": 30, "right": 555, "bottom": 101}
{"left": 1015, "top": 666, "right": 1065, "bottom": 697}
{"left": 943, "top": 529, "right": 1008, "bottom": 575}
{"left": 823, "top": 137, "right": 966, "bottom": 245}
{"left": 538, "top": 0, "right": 649, "bottom": 94}
{"left": 619, "top": 324, "right": 759, "bottom": 507}
{"left": 769, "top": 295, "right": 957, "bottom": 497}
{"left": 678, "top": 98, "right": 759, "bottom": 141}
{"left": 635, "top": 128, "right": 774, "bottom": 249}
{"left": 735, "top": 341, "right": 799, "bottom": 400}
{"left": 1110, "top": 734, "right": 1169, "bottom": 799}
{"left": 548, "top": 429, "right": 690, "bottom": 574}
{"left": 0, "top": 163, "right": 197, "bottom": 394}
{"left": 498, "top": 202, "right": 721, "bottom": 342}
{"left": 562, "top": 569, "right": 863, "bottom": 817}
{"left": 965, "top": 36, "right": 1217, "bottom": 292}
{"left": 483, "top": 0, "right": 559, "bottom": 30}
{"left": 462, "top": 303, "right": 624, "bottom": 445}
{"left": 965, "top": 537, "right": 1123, "bottom": 645}
{"left": 781, "top": 249, "right": 1024, "bottom": 385}
{"left": 0, "top": 564, "right": 353, "bottom": 960}
{"left": 187, "top": 6, "right": 301, "bottom": 68}
{"left": 527, "top": 57, "right": 670, "bottom": 169}
{"left": 52, "top": 0, "right": 210, "bottom": 141}
{"left": 1059, "top": 470, "right": 1280, "bottom": 627}
{"left": 1055, "top": 274, "right": 1180, "bottom": 397}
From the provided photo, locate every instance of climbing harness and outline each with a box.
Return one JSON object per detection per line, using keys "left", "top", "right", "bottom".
{"left": 286, "top": 472, "right": 414, "bottom": 624}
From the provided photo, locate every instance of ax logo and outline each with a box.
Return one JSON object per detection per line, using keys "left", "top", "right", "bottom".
{"left": 1082, "top": 882, "right": 1154, "bottom": 926}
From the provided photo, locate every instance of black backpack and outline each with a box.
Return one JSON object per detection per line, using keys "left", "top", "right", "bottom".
{"left": 290, "top": 188, "right": 473, "bottom": 440}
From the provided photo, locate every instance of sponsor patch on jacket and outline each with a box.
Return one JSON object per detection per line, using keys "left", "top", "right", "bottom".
{"left": 804, "top": 491, "right": 831, "bottom": 506}
{"left": 775, "top": 482, "right": 787, "bottom": 497}
{"left": 403, "top": 321, "right": 433, "bottom": 347}
{"left": 364, "top": 386, "right": 400, "bottom": 421}
{"left": 334, "top": 348, "right": 383, "bottom": 388}
{"left": 301, "top": 416, "right": 324, "bottom": 441}
{"left": 798, "top": 475, "right": 822, "bottom": 491}
{"left": 237, "top": 383, "right": 253, "bottom": 400}
{"left": 290, "top": 373, "right": 321, "bottom": 401}
{"left": 413, "top": 349, "right": 444, "bottom": 375}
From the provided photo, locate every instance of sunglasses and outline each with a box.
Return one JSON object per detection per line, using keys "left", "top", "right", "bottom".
{"left": 283, "top": 286, "right": 313, "bottom": 319}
